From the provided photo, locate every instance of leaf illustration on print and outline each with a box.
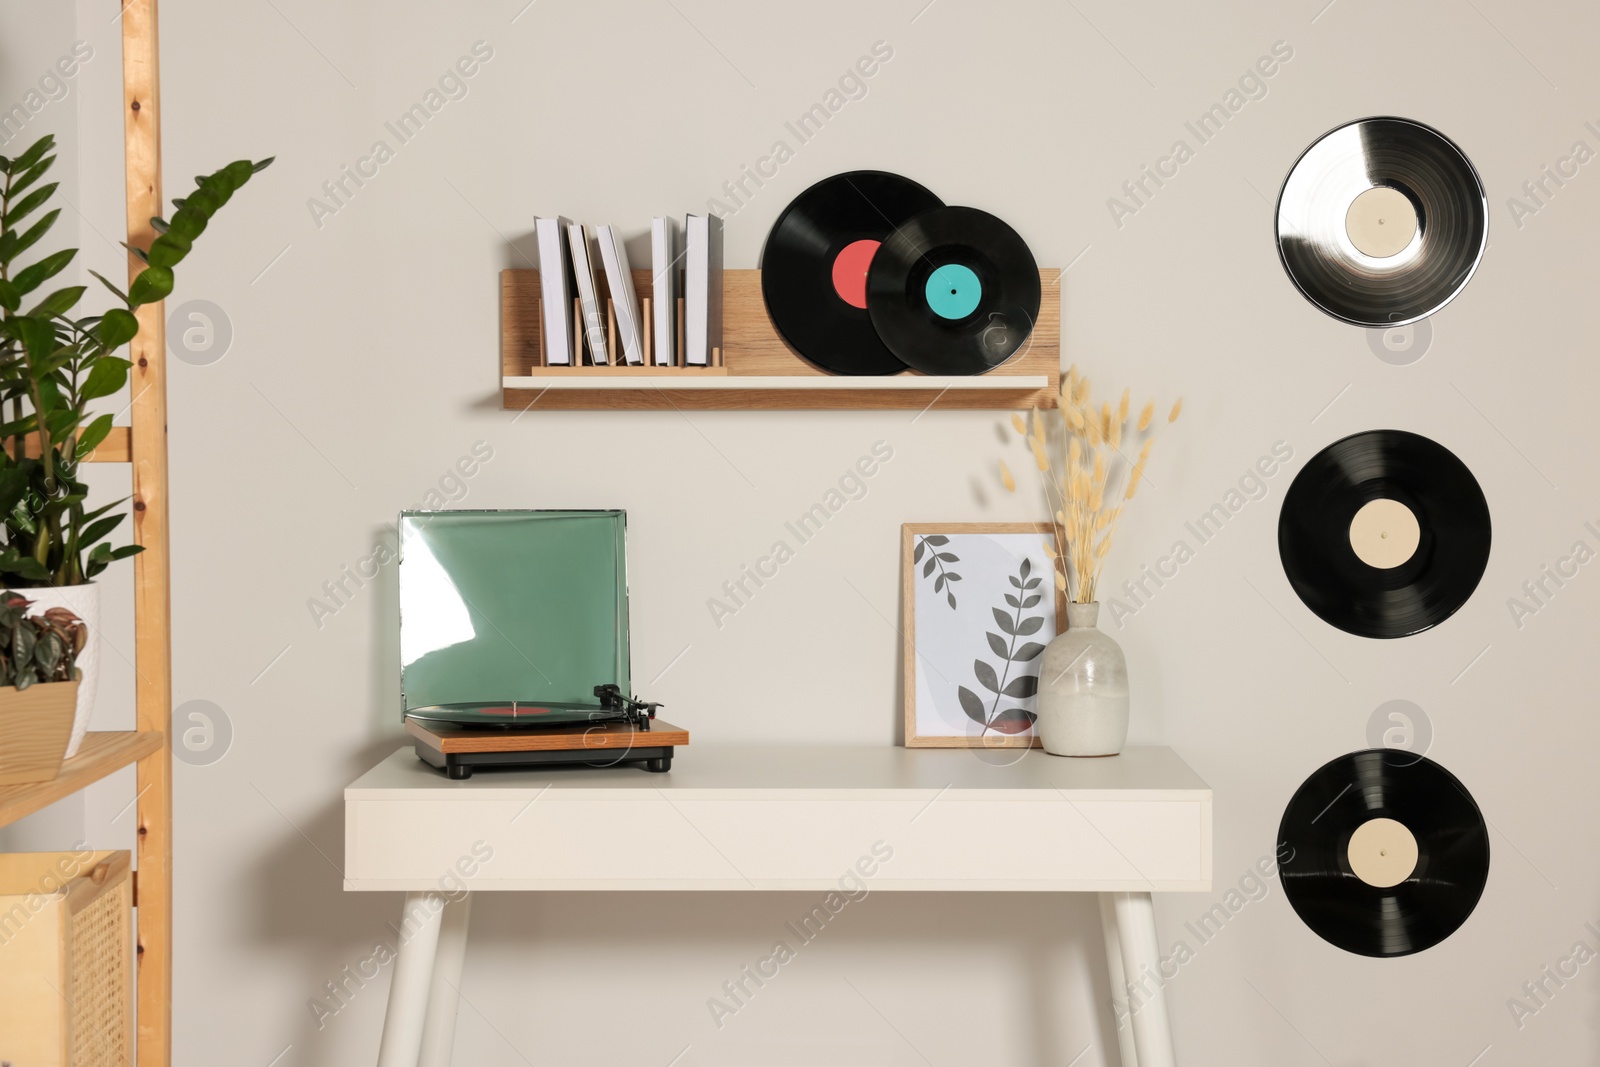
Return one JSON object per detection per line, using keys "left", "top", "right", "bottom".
{"left": 914, "top": 534, "right": 962, "bottom": 609}
{"left": 960, "top": 556, "right": 1046, "bottom": 736}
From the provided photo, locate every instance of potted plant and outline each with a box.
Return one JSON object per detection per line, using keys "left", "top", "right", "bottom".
{"left": 1002, "top": 369, "right": 1180, "bottom": 756}
{"left": 0, "top": 591, "right": 86, "bottom": 784}
{"left": 0, "top": 134, "right": 270, "bottom": 755}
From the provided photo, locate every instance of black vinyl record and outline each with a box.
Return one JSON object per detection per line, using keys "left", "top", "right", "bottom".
{"left": 1276, "top": 116, "right": 1487, "bottom": 328}
{"left": 866, "top": 206, "right": 1040, "bottom": 376}
{"left": 1278, "top": 429, "right": 1490, "bottom": 639}
{"left": 760, "top": 171, "right": 943, "bottom": 375}
{"left": 1278, "top": 749, "right": 1489, "bottom": 957}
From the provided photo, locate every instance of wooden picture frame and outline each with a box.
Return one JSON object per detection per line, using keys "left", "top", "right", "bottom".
{"left": 901, "top": 523, "right": 1066, "bottom": 748}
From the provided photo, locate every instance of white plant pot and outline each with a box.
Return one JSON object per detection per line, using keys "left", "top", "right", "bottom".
{"left": 22, "top": 583, "right": 100, "bottom": 759}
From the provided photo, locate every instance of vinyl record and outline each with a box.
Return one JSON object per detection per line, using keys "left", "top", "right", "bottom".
{"left": 1278, "top": 430, "right": 1490, "bottom": 639}
{"left": 866, "top": 206, "right": 1041, "bottom": 376}
{"left": 760, "top": 171, "right": 944, "bottom": 375}
{"left": 1277, "top": 117, "right": 1487, "bottom": 328}
{"left": 1278, "top": 749, "right": 1489, "bottom": 957}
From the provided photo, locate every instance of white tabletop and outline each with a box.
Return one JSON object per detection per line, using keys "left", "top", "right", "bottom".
{"left": 345, "top": 745, "right": 1213, "bottom": 893}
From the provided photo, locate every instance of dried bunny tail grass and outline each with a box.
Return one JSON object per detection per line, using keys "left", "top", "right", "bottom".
{"left": 1031, "top": 407, "right": 1047, "bottom": 447}
{"left": 1042, "top": 539, "right": 1057, "bottom": 560}
{"left": 1126, "top": 458, "right": 1147, "bottom": 499}
{"left": 1031, "top": 439, "right": 1049, "bottom": 472}
{"left": 1074, "top": 376, "right": 1091, "bottom": 405}
{"left": 1068, "top": 436, "right": 1082, "bottom": 468}
{"left": 1096, "top": 535, "right": 1115, "bottom": 559}
{"left": 1055, "top": 570, "right": 1067, "bottom": 592}
{"left": 999, "top": 460, "right": 1016, "bottom": 492}
{"left": 1100, "top": 401, "right": 1113, "bottom": 441}
{"left": 1118, "top": 388, "right": 1130, "bottom": 426}
{"left": 1137, "top": 400, "right": 1154, "bottom": 432}
{"left": 1168, "top": 397, "right": 1183, "bottom": 423}
{"left": 1066, "top": 404, "right": 1086, "bottom": 432}
{"left": 1011, "top": 413, "right": 1026, "bottom": 435}
{"left": 1109, "top": 411, "right": 1122, "bottom": 450}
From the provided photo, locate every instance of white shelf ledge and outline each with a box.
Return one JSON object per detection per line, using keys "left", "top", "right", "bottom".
{"left": 503, "top": 375, "right": 1050, "bottom": 391}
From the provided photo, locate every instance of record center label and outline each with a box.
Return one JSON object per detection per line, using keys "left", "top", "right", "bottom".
{"left": 1347, "top": 817, "right": 1419, "bottom": 888}
{"left": 925, "top": 263, "right": 983, "bottom": 320}
{"left": 1346, "top": 186, "right": 1418, "bottom": 259}
{"left": 1349, "top": 498, "right": 1421, "bottom": 569}
{"left": 830, "top": 239, "right": 880, "bottom": 309}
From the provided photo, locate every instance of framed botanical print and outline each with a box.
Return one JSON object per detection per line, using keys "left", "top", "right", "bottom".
{"left": 901, "top": 523, "right": 1064, "bottom": 748}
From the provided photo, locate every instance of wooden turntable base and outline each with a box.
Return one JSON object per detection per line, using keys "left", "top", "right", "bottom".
{"left": 405, "top": 718, "right": 690, "bottom": 779}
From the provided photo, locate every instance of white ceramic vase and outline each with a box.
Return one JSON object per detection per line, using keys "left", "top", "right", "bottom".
{"left": 1034, "top": 601, "right": 1129, "bottom": 757}
{"left": 23, "top": 583, "right": 100, "bottom": 758}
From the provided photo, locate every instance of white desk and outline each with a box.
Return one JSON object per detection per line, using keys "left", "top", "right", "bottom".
{"left": 345, "top": 745, "right": 1212, "bottom": 1067}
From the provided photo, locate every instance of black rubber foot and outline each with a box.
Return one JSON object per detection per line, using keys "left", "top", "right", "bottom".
{"left": 645, "top": 756, "right": 672, "bottom": 773}
{"left": 447, "top": 764, "right": 472, "bottom": 780}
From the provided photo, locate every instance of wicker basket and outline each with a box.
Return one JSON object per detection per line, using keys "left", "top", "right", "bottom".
{"left": 0, "top": 851, "right": 133, "bottom": 1067}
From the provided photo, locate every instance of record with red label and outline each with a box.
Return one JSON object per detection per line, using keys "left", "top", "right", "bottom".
{"left": 761, "top": 171, "right": 943, "bottom": 375}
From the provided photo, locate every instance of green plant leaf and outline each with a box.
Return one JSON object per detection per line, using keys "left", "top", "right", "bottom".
{"left": 78, "top": 513, "right": 124, "bottom": 548}
{"left": 0, "top": 278, "right": 19, "bottom": 312}
{"left": 80, "top": 358, "right": 130, "bottom": 401}
{"left": 8, "top": 156, "right": 55, "bottom": 199}
{"left": 10, "top": 136, "right": 54, "bottom": 173}
{"left": 149, "top": 216, "right": 169, "bottom": 234}
{"left": 97, "top": 308, "right": 139, "bottom": 348}
{"left": 14, "top": 667, "right": 34, "bottom": 691}
{"left": 7, "top": 208, "right": 61, "bottom": 260}
{"left": 87, "top": 269, "right": 130, "bottom": 305}
{"left": 4, "top": 181, "right": 59, "bottom": 228}
{"left": 27, "top": 285, "right": 85, "bottom": 318}
{"left": 13, "top": 248, "right": 75, "bottom": 295}
{"left": 144, "top": 231, "right": 192, "bottom": 269}
{"left": 75, "top": 414, "right": 115, "bottom": 458}
{"left": 253, "top": 157, "right": 275, "bottom": 172}
{"left": 128, "top": 266, "right": 173, "bottom": 306}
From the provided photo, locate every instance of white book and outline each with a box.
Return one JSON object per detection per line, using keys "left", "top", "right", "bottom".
{"left": 650, "top": 216, "right": 679, "bottom": 367}
{"left": 684, "top": 213, "right": 723, "bottom": 367}
{"left": 535, "top": 216, "right": 573, "bottom": 365}
{"left": 566, "top": 221, "right": 609, "bottom": 365}
{"left": 596, "top": 225, "right": 644, "bottom": 365}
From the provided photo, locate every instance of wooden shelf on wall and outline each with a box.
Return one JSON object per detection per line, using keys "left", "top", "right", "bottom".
{"left": 0, "top": 730, "right": 163, "bottom": 829}
{"left": 501, "top": 268, "right": 1061, "bottom": 411}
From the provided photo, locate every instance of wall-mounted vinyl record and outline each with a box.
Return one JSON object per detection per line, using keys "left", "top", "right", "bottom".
{"left": 866, "top": 206, "right": 1040, "bottom": 376}
{"left": 760, "top": 171, "right": 943, "bottom": 375}
{"left": 1278, "top": 430, "right": 1490, "bottom": 639}
{"left": 1276, "top": 117, "right": 1487, "bottom": 328}
{"left": 1278, "top": 749, "right": 1489, "bottom": 957}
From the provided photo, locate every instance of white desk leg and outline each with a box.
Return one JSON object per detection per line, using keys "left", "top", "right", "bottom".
{"left": 377, "top": 892, "right": 446, "bottom": 1067}
{"left": 1098, "top": 893, "right": 1140, "bottom": 1067}
{"left": 1108, "top": 891, "right": 1177, "bottom": 1067}
{"left": 418, "top": 895, "right": 473, "bottom": 1067}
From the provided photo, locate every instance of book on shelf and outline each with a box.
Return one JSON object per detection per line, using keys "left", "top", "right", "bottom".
{"left": 566, "top": 221, "right": 610, "bottom": 365}
{"left": 535, "top": 216, "right": 574, "bottom": 366}
{"left": 684, "top": 213, "right": 723, "bottom": 367}
{"left": 650, "top": 216, "right": 679, "bottom": 367}
{"left": 596, "top": 224, "right": 645, "bottom": 365}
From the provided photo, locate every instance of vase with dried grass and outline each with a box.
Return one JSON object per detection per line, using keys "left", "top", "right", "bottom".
{"left": 1001, "top": 368, "right": 1180, "bottom": 755}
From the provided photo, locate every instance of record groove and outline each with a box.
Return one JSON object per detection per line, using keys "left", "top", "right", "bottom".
{"left": 1277, "top": 117, "right": 1487, "bottom": 328}
{"left": 1278, "top": 749, "right": 1489, "bottom": 957}
{"left": 1278, "top": 429, "right": 1490, "bottom": 639}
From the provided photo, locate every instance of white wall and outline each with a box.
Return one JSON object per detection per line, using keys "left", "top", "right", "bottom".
{"left": 9, "top": 0, "right": 1600, "bottom": 1063}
